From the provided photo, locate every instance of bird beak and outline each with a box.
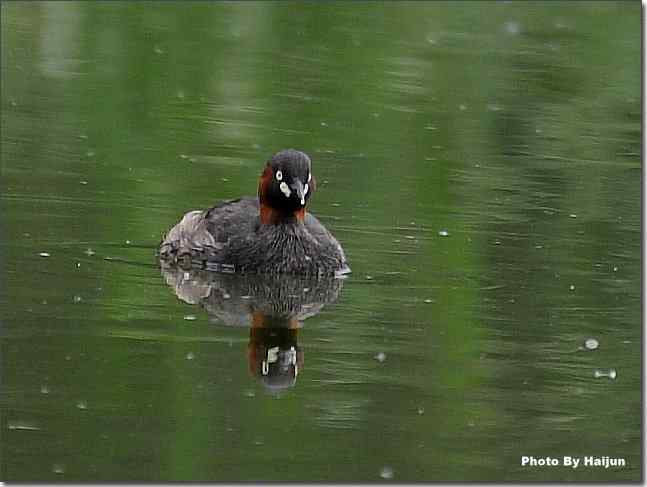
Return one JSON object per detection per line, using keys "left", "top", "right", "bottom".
{"left": 291, "top": 180, "right": 306, "bottom": 206}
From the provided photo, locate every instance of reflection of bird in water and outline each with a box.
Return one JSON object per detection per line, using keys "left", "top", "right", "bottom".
{"left": 159, "top": 149, "right": 350, "bottom": 276}
{"left": 161, "top": 265, "right": 344, "bottom": 392}
{"left": 247, "top": 324, "right": 302, "bottom": 392}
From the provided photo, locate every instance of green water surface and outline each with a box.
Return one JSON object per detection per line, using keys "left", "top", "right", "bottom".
{"left": 1, "top": 1, "right": 641, "bottom": 482}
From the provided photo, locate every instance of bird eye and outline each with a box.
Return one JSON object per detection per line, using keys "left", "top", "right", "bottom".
{"left": 276, "top": 170, "right": 283, "bottom": 181}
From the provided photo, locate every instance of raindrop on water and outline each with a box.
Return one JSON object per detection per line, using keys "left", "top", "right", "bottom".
{"left": 504, "top": 21, "right": 521, "bottom": 35}
{"left": 374, "top": 352, "right": 387, "bottom": 363}
{"left": 438, "top": 230, "right": 449, "bottom": 237}
{"left": 8, "top": 420, "right": 40, "bottom": 431}
{"left": 593, "top": 369, "right": 617, "bottom": 380}
{"left": 380, "top": 466, "right": 394, "bottom": 480}
{"left": 584, "top": 338, "right": 599, "bottom": 350}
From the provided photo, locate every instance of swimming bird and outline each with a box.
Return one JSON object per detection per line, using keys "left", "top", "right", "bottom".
{"left": 159, "top": 149, "right": 349, "bottom": 276}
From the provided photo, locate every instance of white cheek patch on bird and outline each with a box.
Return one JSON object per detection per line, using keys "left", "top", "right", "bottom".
{"left": 279, "top": 182, "right": 291, "bottom": 198}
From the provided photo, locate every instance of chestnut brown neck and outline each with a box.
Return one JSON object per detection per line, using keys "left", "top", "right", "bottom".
{"left": 259, "top": 204, "right": 305, "bottom": 224}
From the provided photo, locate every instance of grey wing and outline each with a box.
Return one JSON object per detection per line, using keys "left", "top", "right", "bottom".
{"left": 160, "top": 197, "right": 259, "bottom": 261}
{"left": 159, "top": 210, "right": 217, "bottom": 259}
{"left": 204, "top": 197, "right": 260, "bottom": 245}
{"left": 304, "top": 213, "right": 348, "bottom": 264}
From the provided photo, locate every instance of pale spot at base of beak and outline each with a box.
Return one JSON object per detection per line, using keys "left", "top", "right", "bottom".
{"left": 279, "top": 182, "right": 291, "bottom": 198}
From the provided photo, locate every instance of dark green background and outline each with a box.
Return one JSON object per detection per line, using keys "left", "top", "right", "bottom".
{"left": 1, "top": 1, "right": 641, "bottom": 481}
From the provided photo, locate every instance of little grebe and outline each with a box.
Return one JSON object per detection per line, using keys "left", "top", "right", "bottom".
{"left": 159, "top": 149, "right": 349, "bottom": 276}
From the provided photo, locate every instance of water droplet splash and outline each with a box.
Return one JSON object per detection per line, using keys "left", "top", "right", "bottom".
{"left": 584, "top": 338, "right": 599, "bottom": 350}
{"left": 504, "top": 21, "right": 521, "bottom": 35}
{"left": 594, "top": 369, "right": 617, "bottom": 380}
{"left": 7, "top": 420, "right": 41, "bottom": 431}
{"left": 380, "top": 465, "right": 394, "bottom": 479}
